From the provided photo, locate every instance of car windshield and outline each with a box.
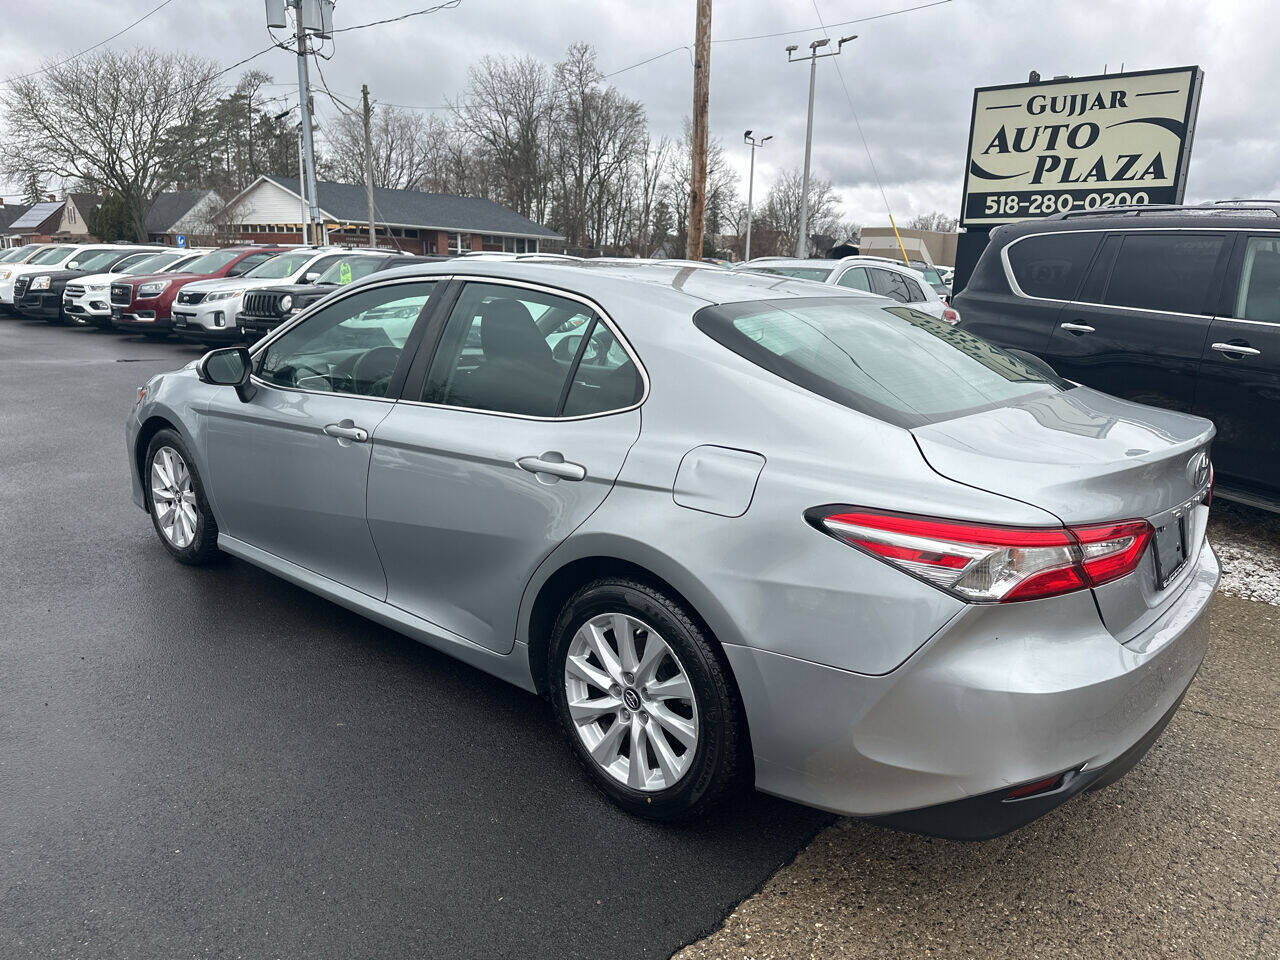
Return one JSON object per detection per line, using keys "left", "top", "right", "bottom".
{"left": 31, "top": 246, "right": 73, "bottom": 265}
{"left": 179, "top": 249, "right": 243, "bottom": 274}
{"left": 316, "top": 256, "right": 386, "bottom": 285}
{"left": 68, "top": 249, "right": 126, "bottom": 271}
{"left": 122, "top": 253, "right": 181, "bottom": 274}
{"left": 244, "top": 253, "right": 314, "bottom": 279}
{"left": 751, "top": 265, "right": 834, "bottom": 281}
{"left": 0, "top": 245, "right": 36, "bottom": 262}
{"left": 695, "top": 297, "right": 1065, "bottom": 429}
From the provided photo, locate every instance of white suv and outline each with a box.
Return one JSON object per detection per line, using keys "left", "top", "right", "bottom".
{"left": 737, "top": 255, "right": 959, "bottom": 324}
{"left": 171, "top": 248, "right": 350, "bottom": 343}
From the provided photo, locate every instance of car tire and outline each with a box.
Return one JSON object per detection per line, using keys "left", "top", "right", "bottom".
{"left": 549, "top": 577, "right": 748, "bottom": 821}
{"left": 143, "top": 429, "right": 220, "bottom": 565}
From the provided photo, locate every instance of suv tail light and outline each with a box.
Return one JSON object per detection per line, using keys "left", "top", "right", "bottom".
{"left": 810, "top": 508, "right": 1153, "bottom": 603}
{"left": 942, "top": 306, "right": 959, "bottom": 324}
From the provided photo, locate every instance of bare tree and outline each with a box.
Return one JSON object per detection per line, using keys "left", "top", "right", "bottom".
{"left": 662, "top": 119, "right": 737, "bottom": 257}
{"left": 758, "top": 168, "right": 841, "bottom": 257}
{"left": 906, "top": 210, "right": 958, "bottom": 232}
{"left": 323, "top": 104, "right": 434, "bottom": 190}
{"left": 452, "top": 55, "right": 558, "bottom": 221}
{"left": 1, "top": 48, "right": 225, "bottom": 240}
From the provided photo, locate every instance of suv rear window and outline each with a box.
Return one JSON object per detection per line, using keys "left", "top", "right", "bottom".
{"left": 1006, "top": 232, "right": 1101, "bottom": 300}
{"left": 694, "top": 297, "right": 1063, "bottom": 428}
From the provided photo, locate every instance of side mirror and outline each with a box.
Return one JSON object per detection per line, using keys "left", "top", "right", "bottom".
{"left": 196, "top": 346, "right": 255, "bottom": 402}
{"left": 304, "top": 271, "right": 321, "bottom": 283}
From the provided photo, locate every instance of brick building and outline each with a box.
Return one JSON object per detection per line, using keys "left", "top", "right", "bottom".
{"left": 216, "top": 175, "right": 562, "bottom": 255}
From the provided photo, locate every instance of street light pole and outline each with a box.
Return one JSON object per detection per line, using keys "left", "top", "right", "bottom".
{"left": 787, "top": 35, "right": 856, "bottom": 259}
{"left": 742, "top": 130, "right": 771, "bottom": 262}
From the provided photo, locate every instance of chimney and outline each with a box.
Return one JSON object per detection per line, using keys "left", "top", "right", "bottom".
{"left": 47, "top": 193, "right": 56, "bottom": 202}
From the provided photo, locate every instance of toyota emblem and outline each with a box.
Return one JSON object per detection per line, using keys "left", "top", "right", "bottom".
{"left": 1187, "top": 451, "right": 1210, "bottom": 488}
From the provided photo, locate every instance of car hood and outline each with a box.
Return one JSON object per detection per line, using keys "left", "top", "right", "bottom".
{"left": 911, "top": 386, "right": 1215, "bottom": 525}
{"left": 73, "top": 272, "right": 119, "bottom": 286}
{"left": 116, "top": 271, "right": 208, "bottom": 288}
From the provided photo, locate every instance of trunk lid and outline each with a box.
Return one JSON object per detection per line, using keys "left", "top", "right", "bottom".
{"left": 912, "top": 386, "right": 1214, "bottom": 640}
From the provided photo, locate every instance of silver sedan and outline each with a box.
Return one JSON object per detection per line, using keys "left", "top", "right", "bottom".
{"left": 125, "top": 259, "right": 1217, "bottom": 838}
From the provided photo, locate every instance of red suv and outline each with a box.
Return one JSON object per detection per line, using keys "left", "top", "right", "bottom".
{"left": 111, "top": 247, "right": 288, "bottom": 337}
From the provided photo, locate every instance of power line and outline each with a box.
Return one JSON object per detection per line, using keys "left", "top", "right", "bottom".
{"left": 2, "top": 0, "right": 178, "bottom": 85}
{"left": 604, "top": 0, "right": 953, "bottom": 78}
{"left": 328, "top": 0, "right": 463, "bottom": 34}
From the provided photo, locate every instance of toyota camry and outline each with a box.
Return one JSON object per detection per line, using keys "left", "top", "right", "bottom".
{"left": 125, "top": 259, "right": 1217, "bottom": 838}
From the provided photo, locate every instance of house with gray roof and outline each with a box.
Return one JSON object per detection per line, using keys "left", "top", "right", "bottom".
{"left": 216, "top": 175, "right": 562, "bottom": 255}
{"left": 145, "top": 188, "right": 221, "bottom": 244}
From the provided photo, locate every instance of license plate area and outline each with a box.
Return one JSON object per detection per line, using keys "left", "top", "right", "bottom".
{"left": 1153, "top": 514, "right": 1188, "bottom": 589}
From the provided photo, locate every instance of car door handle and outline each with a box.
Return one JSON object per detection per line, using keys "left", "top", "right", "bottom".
{"left": 517, "top": 453, "right": 586, "bottom": 481}
{"left": 1210, "top": 342, "right": 1261, "bottom": 357}
{"left": 1060, "top": 322, "right": 1095, "bottom": 334}
{"left": 323, "top": 420, "right": 369, "bottom": 443}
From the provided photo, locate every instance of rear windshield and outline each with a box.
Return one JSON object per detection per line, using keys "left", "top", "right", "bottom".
{"left": 750, "top": 265, "right": 834, "bottom": 282}
{"left": 695, "top": 297, "right": 1065, "bottom": 428}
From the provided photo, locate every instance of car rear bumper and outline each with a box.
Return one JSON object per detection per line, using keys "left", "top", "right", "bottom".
{"left": 724, "top": 543, "right": 1218, "bottom": 837}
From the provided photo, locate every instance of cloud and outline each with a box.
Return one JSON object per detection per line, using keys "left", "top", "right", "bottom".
{"left": 3, "top": 0, "right": 1278, "bottom": 223}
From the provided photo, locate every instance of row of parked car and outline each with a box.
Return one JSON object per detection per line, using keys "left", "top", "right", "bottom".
{"left": 0, "top": 239, "right": 441, "bottom": 344}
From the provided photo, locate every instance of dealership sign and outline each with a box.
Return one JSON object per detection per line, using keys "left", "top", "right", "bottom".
{"left": 960, "top": 66, "right": 1203, "bottom": 227}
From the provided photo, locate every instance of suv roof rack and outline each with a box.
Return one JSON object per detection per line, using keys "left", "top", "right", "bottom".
{"left": 1051, "top": 201, "right": 1280, "bottom": 220}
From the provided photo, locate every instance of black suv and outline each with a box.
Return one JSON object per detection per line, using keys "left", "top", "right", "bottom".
{"left": 953, "top": 202, "right": 1280, "bottom": 509}
{"left": 238, "top": 252, "right": 443, "bottom": 340}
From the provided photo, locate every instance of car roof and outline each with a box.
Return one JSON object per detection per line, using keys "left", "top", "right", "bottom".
{"left": 367, "top": 257, "right": 879, "bottom": 308}
{"left": 990, "top": 201, "right": 1280, "bottom": 244}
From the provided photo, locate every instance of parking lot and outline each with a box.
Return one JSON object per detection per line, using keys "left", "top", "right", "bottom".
{"left": 3, "top": 316, "right": 1277, "bottom": 960}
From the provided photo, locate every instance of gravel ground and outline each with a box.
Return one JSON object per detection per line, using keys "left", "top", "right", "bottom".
{"left": 1209, "top": 499, "right": 1280, "bottom": 605}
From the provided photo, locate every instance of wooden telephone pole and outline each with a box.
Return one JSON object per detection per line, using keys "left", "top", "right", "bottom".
{"left": 685, "top": 0, "right": 712, "bottom": 261}
{"left": 361, "top": 84, "right": 377, "bottom": 249}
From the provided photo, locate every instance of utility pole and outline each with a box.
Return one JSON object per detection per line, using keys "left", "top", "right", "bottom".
{"left": 685, "top": 0, "right": 712, "bottom": 262}
{"left": 742, "top": 130, "right": 771, "bottom": 261}
{"left": 287, "top": 0, "right": 324, "bottom": 245}
{"left": 787, "top": 35, "right": 855, "bottom": 259}
{"left": 296, "top": 126, "right": 308, "bottom": 239}
{"left": 361, "top": 84, "right": 377, "bottom": 249}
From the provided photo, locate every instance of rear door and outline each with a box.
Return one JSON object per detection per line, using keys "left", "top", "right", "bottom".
{"left": 1194, "top": 233, "right": 1280, "bottom": 498}
{"left": 366, "top": 279, "right": 644, "bottom": 654}
{"left": 1044, "top": 230, "right": 1230, "bottom": 412}
{"left": 966, "top": 230, "right": 1101, "bottom": 354}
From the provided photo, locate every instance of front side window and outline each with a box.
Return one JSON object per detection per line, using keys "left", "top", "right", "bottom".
{"left": 1006, "top": 232, "right": 1102, "bottom": 300}
{"left": 422, "top": 282, "right": 637, "bottom": 417}
{"left": 695, "top": 297, "right": 1063, "bottom": 429}
{"left": 836, "top": 267, "right": 871, "bottom": 291}
{"left": 1233, "top": 236, "right": 1280, "bottom": 323}
{"left": 1102, "top": 233, "right": 1227, "bottom": 314}
{"left": 257, "top": 281, "right": 436, "bottom": 397}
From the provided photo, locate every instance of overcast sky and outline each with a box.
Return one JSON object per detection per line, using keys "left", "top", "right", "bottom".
{"left": 3, "top": 0, "right": 1279, "bottom": 225}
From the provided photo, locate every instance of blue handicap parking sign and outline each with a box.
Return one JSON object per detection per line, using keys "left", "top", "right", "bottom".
{"left": 176, "top": 235, "right": 186, "bottom": 248}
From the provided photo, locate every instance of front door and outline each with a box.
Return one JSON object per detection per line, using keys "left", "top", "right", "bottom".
{"left": 1043, "top": 231, "right": 1229, "bottom": 413}
{"left": 203, "top": 279, "right": 440, "bottom": 598}
{"left": 1194, "top": 233, "right": 1280, "bottom": 497}
{"left": 367, "top": 280, "right": 644, "bottom": 653}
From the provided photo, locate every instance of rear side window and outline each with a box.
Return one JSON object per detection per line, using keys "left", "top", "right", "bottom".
{"left": 1006, "top": 232, "right": 1101, "bottom": 300}
{"left": 694, "top": 297, "right": 1063, "bottom": 429}
{"left": 1235, "top": 237, "right": 1280, "bottom": 322}
{"left": 1101, "top": 233, "right": 1227, "bottom": 314}
{"left": 870, "top": 269, "right": 925, "bottom": 303}
{"left": 836, "top": 267, "right": 871, "bottom": 291}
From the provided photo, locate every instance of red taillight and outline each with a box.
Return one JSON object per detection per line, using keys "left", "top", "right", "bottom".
{"left": 1004, "top": 774, "right": 1064, "bottom": 801}
{"left": 942, "top": 306, "right": 960, "bottom": 324}
{"left": 814, "top": 508, "right": 1153, "bottom": 603}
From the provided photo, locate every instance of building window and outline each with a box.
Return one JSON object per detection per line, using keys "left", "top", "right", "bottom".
{"left": 448, "top": 232, "right": 469, "bottom": 254}
{"left": 404, "top": 229, "right": 418, "bottom": 239}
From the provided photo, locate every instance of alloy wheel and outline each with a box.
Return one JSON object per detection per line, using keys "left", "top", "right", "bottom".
{"left": 563, "top": 612, "right": 700, "bottom": 791}
{"left": 150, "top": 445, "right": 198, "bottom": 549}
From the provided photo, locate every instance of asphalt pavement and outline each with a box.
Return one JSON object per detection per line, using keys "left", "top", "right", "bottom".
{"left": 0, "top": 318, "right": 831, "bottom": 960}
